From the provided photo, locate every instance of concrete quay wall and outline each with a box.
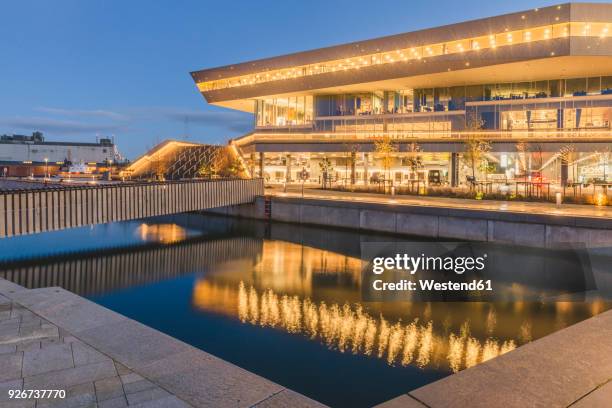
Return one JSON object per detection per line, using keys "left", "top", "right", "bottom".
{"left": 211, "top": 196, "right": 612, "bottom": 248}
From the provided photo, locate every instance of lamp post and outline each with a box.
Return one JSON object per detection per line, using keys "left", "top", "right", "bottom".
{"left": 44, "top": 158, "right": 48, "bottom": 179}
{"left": 108, "top": 159, "right": 113, "bottom": 181}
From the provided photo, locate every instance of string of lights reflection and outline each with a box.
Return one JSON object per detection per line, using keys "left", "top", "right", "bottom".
{"left": 193, "top": 280, "right": 531, "bottom": 373}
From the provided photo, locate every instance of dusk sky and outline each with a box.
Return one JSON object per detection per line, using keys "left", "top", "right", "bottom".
{"left": 1, "top": 0, "right": 606, "bottom": 159}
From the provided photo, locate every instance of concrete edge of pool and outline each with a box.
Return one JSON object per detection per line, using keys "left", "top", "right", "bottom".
{"left": 210, "top": 194, "right": 612, "bottom": 249}
{"left": 0, "top": 278, "right": 326, "bottom": 408}
{"left": 2, "top": 276, "right": 611, "bottom": 408}
{"left": 377, "top": 307, "right": 612, "bottom": 408}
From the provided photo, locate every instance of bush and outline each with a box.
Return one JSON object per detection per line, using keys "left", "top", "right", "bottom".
{"left": 328, "top": 185, "right": 610, "bottom": 206}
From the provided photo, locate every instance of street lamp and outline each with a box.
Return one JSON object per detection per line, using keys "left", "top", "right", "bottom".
{"left": 107, "top": 159, "right": 113, "bottom": 181}
{"left": 44, "top": 158, "right": 48, "bottom": 179}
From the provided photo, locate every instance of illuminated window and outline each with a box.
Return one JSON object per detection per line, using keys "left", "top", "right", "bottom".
{"left": 255, "top": 96, "right": 314, "bottom": 127}
{"left": 564, "top": 108, "right": 611, "bottom": 129}
{"left": 501, "top": 110, "right": 558, "bottom": 130}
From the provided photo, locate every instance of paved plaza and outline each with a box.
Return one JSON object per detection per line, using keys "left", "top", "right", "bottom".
{"left": 0, "top": 295, "right": 190, "bottom": 407}
{"left": 0, "top": 279, "right": 323, "bottom": 408}
{"left": 270, "top": 186, "right": 612, "bottom": 220}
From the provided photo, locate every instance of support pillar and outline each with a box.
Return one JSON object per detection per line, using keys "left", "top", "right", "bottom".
{"left": 259, "top": 152, "right": 264, "bottom": 180}
{"left": 451, "top": 152, "right": 459, "bottom": 187}
{"left": 250, "top": 153, "right": 256, "bottom": 178}
{"left": 350, "top": 151, "right": 356, "bottom": 185}
{"left": 285, "top": 154, "right": 292, "bottom": 182}
{"left": 363, "top": 153, "right": 369, "bottom": 186}
{"left": 561, "top": 158, "right": 568, "bottom": 187}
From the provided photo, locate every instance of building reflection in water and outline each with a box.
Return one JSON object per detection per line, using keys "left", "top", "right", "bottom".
{"left": 1, "top": 218, "right": 607, "bottom": 376}
{"left": 136, "top": 223, "right": 188, "bottom": 244}
{"left": 192, "top": 240, "right": 608, "bottom": 374}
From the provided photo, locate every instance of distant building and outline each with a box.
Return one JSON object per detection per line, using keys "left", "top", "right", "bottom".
{"left": 0, "top": 132, "right": 124, "bottom": 177}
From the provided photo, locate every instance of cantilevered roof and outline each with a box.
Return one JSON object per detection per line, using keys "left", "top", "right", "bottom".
{"left": 191, "top": 2, "right": 612, "bottom": 112}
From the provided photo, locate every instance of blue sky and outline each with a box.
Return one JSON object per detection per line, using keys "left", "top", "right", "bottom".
{"left": 1, "top": 0, "right": 605, "bottom": 159}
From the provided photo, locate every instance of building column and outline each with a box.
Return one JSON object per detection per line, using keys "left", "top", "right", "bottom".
{"left": 285, "top": 154, "right": 292, "bottom": 182}
{"left": 350, "top": 151, "right": 356, "bottom": 185}
{"left": 528, "top": 155, "right": 532, "bottom": 180}
{"left": 363, "top": 153, "right": 369, "bottom": 185}
{"left": 450, "top": 152, "right": 459, "bottom": 187}
{"left": 249, "top": 153, "right": 256, "bottom": 178}
{"left": 258, "top": 152, "right": 264, "bottom": 179}
{"left": 561, "top": 158, "right": 568, "bottom": 186}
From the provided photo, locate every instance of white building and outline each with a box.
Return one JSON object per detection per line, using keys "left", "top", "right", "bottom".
{"left": 0, "top": 132, "right": 123, "bottom": 165}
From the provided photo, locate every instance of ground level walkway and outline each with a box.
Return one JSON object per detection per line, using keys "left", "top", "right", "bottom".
{"left": 269, "top": 186, "right": 612, "bottom": 220}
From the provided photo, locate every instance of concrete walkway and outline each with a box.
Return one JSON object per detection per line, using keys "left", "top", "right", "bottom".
{"left": 270, "top": 186, "right": 612, "bottom": 220}
{"left": 0, "top": 279, "right": 324, "bottom": 408}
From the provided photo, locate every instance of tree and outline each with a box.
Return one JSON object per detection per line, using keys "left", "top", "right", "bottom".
{"left": 197, "top": 162, "right": 215, "bottom": 179}
{"left": 343, "top": 143, "right": 360, "bottom": 186}
{"left": 374, "top": 135, "right": 397, "bottom": 183}
{"left": 318, "top": 157, "right": 333, "bottom": 189}
{"left": 478, "top": 160, "right": 496, "bottom": 182}
{"left": 462, "top": 113, "right": 490, "bottom": 182}
{"left": 515, "top": 141, "right": 528, "bottom": 181}
{"left": 151, "top": 152, "right": 168, "bottom": 181}
{"left": 532, "top": 143, "right": 544, "bottom": 175}
{"left": 405, "top": 142, "right": 422, "bottom": 179}
{"left": 226, "top": 159, "right": 244, "bottom": 177}
{"left": 559, "top": 144, "right": 577, "bottom": 183}
{"left": 213, "top": 147, "right": 245, "bottom": 178}
{"left": 216, "top": 157, "right": 244, "bottom": 178}
{"left": 596, "top": 147, "right": 611, "bottom": 182}
{"left": 463, "top": 136, "right": 491, "bottom": 180}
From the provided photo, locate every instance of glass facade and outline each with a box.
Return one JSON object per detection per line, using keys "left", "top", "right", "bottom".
{"left": 315, "top": 91, "right": 414, "bottom": 116}
{"left": 314, "top": 112, "right": 463, "bottom": 134}
{"left": 413, "top": 76, "right": 612, "bottom": 112}
{"left": 241, "top": 75, "right": 612, "bottom": 190}
{"left": 564, "top": 107, "right": 611, "bottom": 129}
{"left": 244, "top": 148, "right": 612, "bottom": 192}
{"left": 255, "top": 96, "right": 313, "bottom": 127}
{"left": 468, "top": 95, "right": 612, "bottom": 130}
{"left": 251, "top": 76, "right": 612, "bottom": 134}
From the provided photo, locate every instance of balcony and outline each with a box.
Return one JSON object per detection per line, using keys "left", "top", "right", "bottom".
{"left": 233, "top": 128, "right": 612, "bottom": 148}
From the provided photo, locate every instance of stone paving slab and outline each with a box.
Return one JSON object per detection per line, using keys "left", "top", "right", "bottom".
{"left": 132, "top": 347, "right": 286, "bottom": 408}
{"left": 253, "top": 390, "right": 327, "bottom": 408}
{"left": 22, "top": 343, "right": 74, "bottom": 377}
{"left": 9, "top": 287, "right": 128, "bottom": 333}
{"left": 374, "top": 394, "right": 426, "bottom": 408}
{"left": 572, "top": 380, "right": 612, "bottom": 407}
{"left": 75, "top": 319, "right": 193, "bottom": 369}
{"left": 0, "top": 280, "right": 325, "bottom": 408}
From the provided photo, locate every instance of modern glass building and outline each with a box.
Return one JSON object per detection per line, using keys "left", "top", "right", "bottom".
{"left": 191, "top": 3, "right": 612, "bottom": 188}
